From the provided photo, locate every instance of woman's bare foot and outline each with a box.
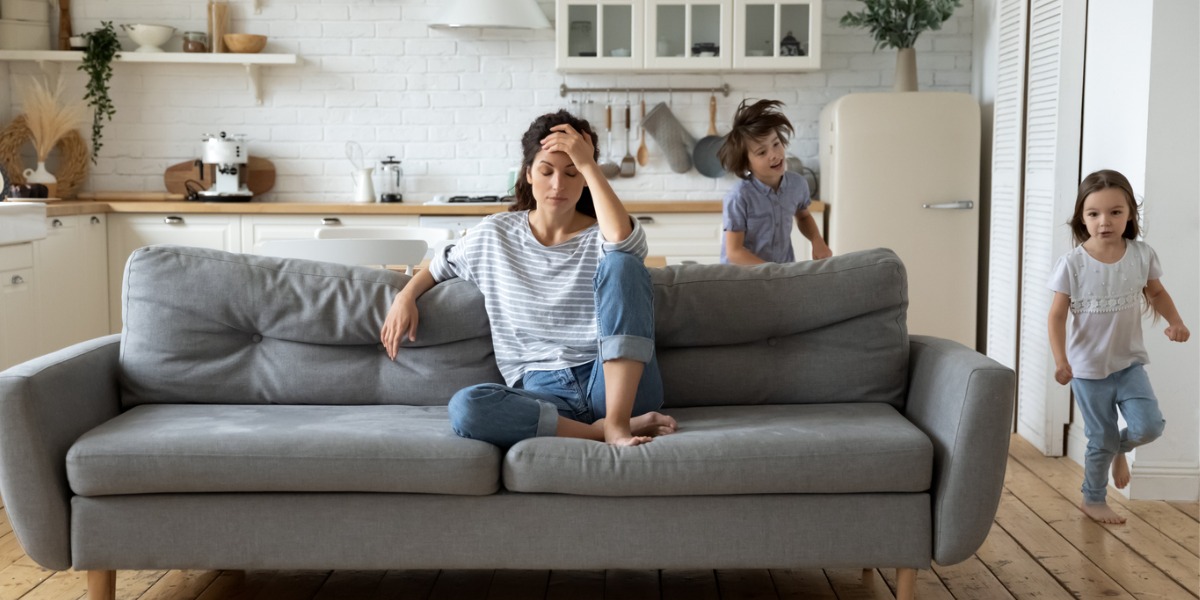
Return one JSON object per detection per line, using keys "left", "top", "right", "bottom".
{"left": 1080, "top": 502, "right": 1126, "bottom": 524}
{"left": 631, "top": 412, "right": 677, "bottom": 437}
{"left": 1112, "top": 453, "right": 1130, "bottom": 489}
{"left": 606, "top": 433, "right": 653, "bottom": 446}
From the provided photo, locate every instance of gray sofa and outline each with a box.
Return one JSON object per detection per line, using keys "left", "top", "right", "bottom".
{"left": 0, "top": 244, "right": 1014, "bottom": 600}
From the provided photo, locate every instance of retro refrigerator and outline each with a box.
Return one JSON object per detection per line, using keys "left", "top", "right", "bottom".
{"left": 819, "top": 92, "right": 981, "bottom": 348}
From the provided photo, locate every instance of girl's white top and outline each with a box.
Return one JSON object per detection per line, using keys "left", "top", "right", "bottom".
{"left": 1047, "top": 240, "right": 1162, "bottom": 380}
{"left": 429, "top": 210, "right": 647, "bottom": 386}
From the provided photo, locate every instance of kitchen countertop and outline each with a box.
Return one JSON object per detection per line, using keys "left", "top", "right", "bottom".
{"left": 41, "top": 199, "right": 824, "bottom": 217}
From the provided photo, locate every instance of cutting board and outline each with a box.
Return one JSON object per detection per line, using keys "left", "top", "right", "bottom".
{"left": 163, "top": 157, "right": 276, "bottom": 196}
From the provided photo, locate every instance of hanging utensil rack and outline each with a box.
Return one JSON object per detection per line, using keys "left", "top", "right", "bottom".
{"left": 559, "top": 83, "right": 730, "bottom": 97}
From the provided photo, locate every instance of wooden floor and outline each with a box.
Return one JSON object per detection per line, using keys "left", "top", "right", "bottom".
{"left": 1, "top": 435, "right": 1196, "bottom": 600}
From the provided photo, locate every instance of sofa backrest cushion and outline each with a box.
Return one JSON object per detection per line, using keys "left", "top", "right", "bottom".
{"left": 119, "top": 245, "right": 502, "bottom": 408}
{"left": 651, "top": 248, "right": 909, "bottom": 408}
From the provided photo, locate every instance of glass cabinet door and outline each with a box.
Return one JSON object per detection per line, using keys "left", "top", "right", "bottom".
{"left": 644, "top": 0, "right": 732, "bottom": 70}
{"left": 732, "top": 0, "right": 821, "bottom": 70}
{"left": 556, "top": 0, "right": 643, "bottom": 71}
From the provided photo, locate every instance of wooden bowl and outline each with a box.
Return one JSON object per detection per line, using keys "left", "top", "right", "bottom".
{"left": 222, "top": 33, "right": 267, "bottom": 54}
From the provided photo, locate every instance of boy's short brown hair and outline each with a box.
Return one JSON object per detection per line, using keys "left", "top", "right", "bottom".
{"left": 718, "top": 99, "right": 795, "bottom": 179}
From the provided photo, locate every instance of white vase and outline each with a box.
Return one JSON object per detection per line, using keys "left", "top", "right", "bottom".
{"left": 894, "top": 47, "right": 918, "bottom": 92}
{"left": 23, "top": 162, "right": 58, "bottom": 198}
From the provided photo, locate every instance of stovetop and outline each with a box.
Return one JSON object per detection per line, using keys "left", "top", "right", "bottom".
{"left": 448, "top": 195, "right": 514, "bottom": 203}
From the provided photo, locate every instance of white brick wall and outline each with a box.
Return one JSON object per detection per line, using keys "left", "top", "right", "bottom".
{"left": 2, "top": 0, "right": 974, "bottom": 202}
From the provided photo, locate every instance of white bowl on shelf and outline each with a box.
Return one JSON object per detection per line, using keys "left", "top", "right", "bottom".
{"left": 121, "top": 24, "right": 176, "bottom": 52}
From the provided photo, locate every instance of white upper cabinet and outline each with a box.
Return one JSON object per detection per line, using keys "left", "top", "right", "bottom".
{"left": 556, "top": 0, "right": 643, "bottom": 71}
{"left": 732, "top": 0, "right": 821, "bottom": 70}
{"left": 556, "top": 0, "right": 821, "bottom": 72}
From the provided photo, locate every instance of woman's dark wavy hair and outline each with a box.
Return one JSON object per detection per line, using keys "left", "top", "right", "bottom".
{"left": 718, "top": 99, "right": 795, "bottom": 179}
{"left": 510, "top": 110, "right": 599, "bottom": 217}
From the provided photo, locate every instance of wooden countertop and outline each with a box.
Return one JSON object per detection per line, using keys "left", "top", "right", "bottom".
{"left": 42, "top": 199, "right": 824, "bottom": 217}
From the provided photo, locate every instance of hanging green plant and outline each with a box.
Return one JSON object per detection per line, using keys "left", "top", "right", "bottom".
{"left": 839, "top": 0, "right": 962, "bottom": 50}
{"left": 78, "top": 21, "right": 120, "bottom": 164}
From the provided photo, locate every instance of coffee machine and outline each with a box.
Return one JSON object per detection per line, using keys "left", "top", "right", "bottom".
{"left": 197, "top": 132, "right": 253, "bottom": 201}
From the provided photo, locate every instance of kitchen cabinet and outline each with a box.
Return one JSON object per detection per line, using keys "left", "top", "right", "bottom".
{"left": 107, "top": 214, "right": 241, "bottom": 332}
{"left": 0, "top": 243, "right": 39, "bottom": 370}
{"left": 240, "top": 215, "right": 421, "bottom": 253}
{"left": 33, "top": 214, "right": 109, "bottom": 355}
{"left": 556, "top": 0, "right": 643, "bottom": 71}
{"left": 634, "top": 208, "right": 824, "bottom": 264}
{"left": 556, "top": 0, "right": 821, "bottom": 72}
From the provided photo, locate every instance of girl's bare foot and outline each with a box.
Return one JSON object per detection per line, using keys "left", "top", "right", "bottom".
{"left": 1112, "top": 453, "right": 1130, "bottom": 489}
{"left": 1080, "top": 502, "right": 1126, "bottom": 524}
{"left": 631, "top": 412, "right": 677, "bottom": 437}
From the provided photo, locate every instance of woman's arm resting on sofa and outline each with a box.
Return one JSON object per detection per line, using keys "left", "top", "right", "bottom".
{"left": 904, "top": 335, "right": 1015, "bottom": 566}
{"left": 0, "top": 334, "right": 123, "bottom": 570}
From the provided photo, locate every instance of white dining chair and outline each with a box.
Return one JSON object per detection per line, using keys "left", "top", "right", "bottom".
{"left": 256, "top": 238, "right": 429, "bottom": 274}
{"left": 314, "top": 225, "right": 456, "bottom": 260}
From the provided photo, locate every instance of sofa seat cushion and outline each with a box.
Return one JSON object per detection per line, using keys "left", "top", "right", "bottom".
{"left": 503, "top": 403, "right": 933, "bottom": 496}
{"left": 67, "top": 404, "right": 500, "bottom": 496}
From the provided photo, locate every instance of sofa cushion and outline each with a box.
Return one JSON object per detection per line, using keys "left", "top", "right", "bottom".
{"left": 651, "top": 248, "right": 909, "bottom": 409}
{"left": 119, "top": 245, "right": 503, "bottom": 408}
{"left": 503, "top": 403, "right": 932, "bottom": 496}
{"left": 67, "top": 405, "right": 500, "bottom": 496}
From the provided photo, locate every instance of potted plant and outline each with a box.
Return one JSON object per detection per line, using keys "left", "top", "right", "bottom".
{"left": 79, "top": 21, "right": 120, "bottom": 163}
{"left": 839, "top": 0, "right": 962, "bottom": 91}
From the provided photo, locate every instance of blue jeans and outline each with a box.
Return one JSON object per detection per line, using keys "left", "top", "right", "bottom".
{"left": 448, "top": 252, "right": 663, "bottom": 448}
{"left": 1071, "top": 363, "right": 1165, "bottom": 504}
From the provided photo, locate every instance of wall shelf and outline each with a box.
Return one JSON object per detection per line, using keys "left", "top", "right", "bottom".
{"left": 0, "top": 50, "right": 301, "bottom": 105}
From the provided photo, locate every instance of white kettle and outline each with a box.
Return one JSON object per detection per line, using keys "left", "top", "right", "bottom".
{"left": 351, "top": 168, "right": 375, "bottom": 203}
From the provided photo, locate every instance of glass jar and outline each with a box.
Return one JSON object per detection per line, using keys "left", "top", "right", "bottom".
{"left": 183, "top": 31, "right": 208, "bottom": 53}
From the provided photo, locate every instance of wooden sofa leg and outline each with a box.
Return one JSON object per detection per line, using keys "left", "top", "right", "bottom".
{"left": 895, "top": 567, "right": 916, "bottom": 600}
{"left": 88, "top": 570, "right": 116, "bottom": 600}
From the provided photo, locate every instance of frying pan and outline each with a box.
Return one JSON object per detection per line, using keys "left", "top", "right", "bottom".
{"left": 693, "top": 94, "right": 726, "bottom": 178}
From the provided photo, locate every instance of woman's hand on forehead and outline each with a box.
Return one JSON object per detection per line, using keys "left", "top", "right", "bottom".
{"left": 541, "top": 124, "right": 596, "bottom": 167}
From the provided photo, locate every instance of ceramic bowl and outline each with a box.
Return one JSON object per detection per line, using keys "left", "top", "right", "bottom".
{"left": 223, "top": 33, "right": 267, "bottom": 54}
{"left": 122, "top": 24, "right": 176, "bottom": 52}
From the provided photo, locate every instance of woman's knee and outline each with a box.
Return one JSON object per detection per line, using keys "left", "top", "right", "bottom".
{"left": 596, "top": 252, "right": 649, "bottom": 285}
{"left": 448, "top": 383, "right": 508, "bottom": 437}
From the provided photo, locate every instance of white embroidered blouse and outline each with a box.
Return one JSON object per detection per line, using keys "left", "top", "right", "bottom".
{"left": 1047, "top": 240, "right": 1162, "bottom": 380}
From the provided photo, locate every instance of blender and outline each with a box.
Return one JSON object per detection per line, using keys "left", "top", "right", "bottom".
{"left": 378, "top": 156, "right": 403, "bottom": 203}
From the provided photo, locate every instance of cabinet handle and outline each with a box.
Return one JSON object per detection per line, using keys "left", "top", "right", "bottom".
{"left": 321, "top": 218, "right": 342, "bottom": 226}
{"left": 164, "top": 216, "right": 184, "bottom": 225}
{"left": 10, "top": 275, "right": 24, "bottom": 285}
{"left": 51, "top": 218, "right": 64, "bottom": 228}
{"left": 636, "top": 216, "right": 656, "bottom": 224}
{"left": 922, "top": 201, "right": 974, "bottom": 210}
{"left": 91, "top": 216, "right": 101, "bottom": 225}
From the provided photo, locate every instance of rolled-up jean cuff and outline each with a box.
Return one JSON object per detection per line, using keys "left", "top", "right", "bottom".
{"left": 599, "top": 335, "right": 654, "bottom": 363}
{"left": 535, "top": 400, "right": 560, "bottom": 437}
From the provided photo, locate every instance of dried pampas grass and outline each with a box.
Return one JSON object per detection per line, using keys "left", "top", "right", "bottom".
{"left": 17, "top": 75, "right": 88, "bottom": 162}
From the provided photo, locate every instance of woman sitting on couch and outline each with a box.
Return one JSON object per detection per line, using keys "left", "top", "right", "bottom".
{"left": 380, "top": 110, "right": 676, "bottom": 447}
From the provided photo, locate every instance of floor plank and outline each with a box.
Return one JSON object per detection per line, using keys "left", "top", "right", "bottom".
{"left": 248, "top": 570, "right": 329, "bottom": 600}
{"left": 1004, "top": 459, "right": 1195, "bottom": 599}
{"left": 487, "top": 569, "right": 549, "bottom": 600}
{"left": 769, "top": 568, "right": 837, "bottom": 600}
{"left": 716, "top": 569, "right": 778, "bottom": 600}
{"left": 661, "top": 569, "right": 720, "bottom": 600}
{"left": 1168, "top": 502, "right": 1199, "bottom": 521}
{"left": 545, "top": 570, "right": 604, "bottom": 600}
{"left": 138, "top": 570, "right": 222, "bottom": 600}
{"left": 930, "top": 556, "right": 1015, "bottom": 600}
{"left": 13, "top": 568, "right": 86, "bottom": 600}
{"left": 825, "top": 568, "right": 895, "bottom": 600}
{"left": 994, "top": 490, "right": 1135, "bottom": 599}
{"left": 369, "top": 569, "right": 438, "bottom": 600}
{"left": 311, "top": 569, "right": 387, "bottom": 600}
{"left": 0, "top": 554, "right": 55, "bottom": 600}
{"left": 972, "top": 523, "right": 1077, "bottom": 600}
{"left": 1009, "top": 437, "right": 1200, "bottom": 595}
{"left": 605, "top": 569, "right": 658, "bottom": 599}
{"left": 1125, "top": 498, "right": 1200, "bottom": 557}
{"left": 880, "top": 567, "right": 954, "bottom": 600}
{"left": 427, "top": 569, "right": 494, "bottom": 600}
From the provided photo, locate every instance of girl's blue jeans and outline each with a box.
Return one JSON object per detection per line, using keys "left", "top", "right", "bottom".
{"left": 1071, "top": 363, "right": 1165, "bottom": 504}
{"left": 448, "top": 252, "right": 663, "bottom": 448}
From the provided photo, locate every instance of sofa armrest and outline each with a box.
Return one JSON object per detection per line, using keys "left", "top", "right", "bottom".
{"left": 0, "top": 335, "right": 122, "bottom": 570}
{"left": 905, "top": 335, "right": 1015, "bottom": 565}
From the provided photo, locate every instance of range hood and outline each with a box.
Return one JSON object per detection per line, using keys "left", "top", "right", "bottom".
{"left": 429, "top": 0, "right": 551, "bottom": 29}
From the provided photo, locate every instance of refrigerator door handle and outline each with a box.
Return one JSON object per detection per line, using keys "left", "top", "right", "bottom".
{"left": 922, "top": 200, "right": 974, "bottom": 210}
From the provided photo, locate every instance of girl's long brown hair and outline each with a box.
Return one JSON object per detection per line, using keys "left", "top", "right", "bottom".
{"left": 717, "top": 99, "right": 795, "bottom": 179}
{"left": 1071, "top": 169, "right": 1160, "bottom": 320}
{"left": 509, "top": 110, "right": 598, "bottom": 218}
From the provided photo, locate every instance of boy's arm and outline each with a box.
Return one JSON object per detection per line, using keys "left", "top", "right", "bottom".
{"left": 794, "top": 209, "right": 831, "bottom": 259}
{"left": 1047, "top": 292, "right": 1073, "bottom": 384}
{"left": 724, "top": 231, "right": 766, "bottom": 265}
{"left": 1145, "top": 279, "right": 1191, "bottom": 342}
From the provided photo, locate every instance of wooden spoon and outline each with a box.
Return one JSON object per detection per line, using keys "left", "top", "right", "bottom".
{"left": 636, "top": 97, "right": 649, "bottom": 166}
